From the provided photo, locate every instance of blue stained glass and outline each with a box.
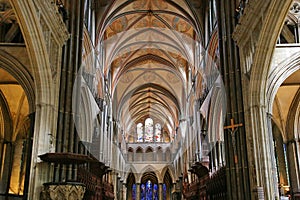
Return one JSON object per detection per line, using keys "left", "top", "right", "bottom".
{"left": 146, "top": 180, "right": 152, "bottom": 200}
{"left": 153, "top": 184, "right": 158, "bottom": 200}
{"left": 163, "top": 184, "right": 167, "bottom": 200}
{"left": 132, "top": 184, "right": 136, "bottom": 200}
{"left": 141, "top": 184, "right": 146, "bottom": 200}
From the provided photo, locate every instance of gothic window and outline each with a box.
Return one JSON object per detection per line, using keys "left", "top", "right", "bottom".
{"left": 139, "top": 180, "right": 161, "bottom": 200}
{"left": 137, "top": 123, "right": 144, "bottom": 142}
{"left": 153, "top": 184, "right": 158, "bottom": 199}
{"left": 144, "top": 118, "right": 154, "bottom": 142}
{"left": 146, "top": 180, "right": 152, "bottom": 199}
{"left": 154, "top": 123, "right": 162, "bottom": 142}
{"left": 163, "top": 184, "right": 167, "bottom": 200}
{"left": 132, "top": 184, "right": 136, "bottom": 200}
{"left": 141, "top": 183, "right": 146, "bottom": 199}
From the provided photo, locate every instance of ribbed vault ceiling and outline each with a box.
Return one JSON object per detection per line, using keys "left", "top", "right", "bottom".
{"left": 100, "top": 0, "right": 202, "bottom": 142}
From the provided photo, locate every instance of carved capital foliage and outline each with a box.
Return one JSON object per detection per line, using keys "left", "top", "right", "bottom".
{"left": 41, "top": 183, "right": 86, "bottom": 200}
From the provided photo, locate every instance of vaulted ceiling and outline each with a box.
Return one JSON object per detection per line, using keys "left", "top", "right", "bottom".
{"left": 98, "top": 0, "right": 203, "bottom": 140}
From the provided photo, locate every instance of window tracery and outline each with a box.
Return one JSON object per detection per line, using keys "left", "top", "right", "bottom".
{"left": 134, "top": 118, "right": 164, "bottom": 143}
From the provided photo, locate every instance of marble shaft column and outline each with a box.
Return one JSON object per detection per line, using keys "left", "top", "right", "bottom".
{"left": 287, "top": 139, "right": 300, "bottom": 197}
{"left": 55, "top": 0, "right": 85, "bottom": 182}
{"left": 217, "top": 0, "right": 251, "bottom": 199}
{"left": 136, "top": 183, "right": 141, "bottom": 200}
{"left": 159, "top": 183, "right": 163, "bottom": 200}
{"left": 23, "top": 112, "right": 35, "bottom": 199}
{"left": 122, "top": 183, "right": 127, "bottom": 200}
{"left": 266, "top": 113, "right": 280, "bottom": 198}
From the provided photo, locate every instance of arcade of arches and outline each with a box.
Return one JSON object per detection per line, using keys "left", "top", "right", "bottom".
{"left": 0, "top": 0, "right": 299, "bottom": 199}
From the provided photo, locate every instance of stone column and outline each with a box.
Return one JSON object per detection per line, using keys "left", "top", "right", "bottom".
{"left": 197, "top": 119, "right": 202, "bottom": 162}
{"left": 159, "top": 183, "right": 163, "bottom": 200}
{"left": 248, "top": 105, "right": 279, "bottom": 199}
{"left": 266, "top": 113, "right": 280, "bottom": 199}
{"left": 136, "top": 183, "right": 141, "bottom": 200}
{"left": 287, "top": 139, "right": 300, "bottom": 198}
{"left": 122, "top": 183, "right": 127, "bottom": 200}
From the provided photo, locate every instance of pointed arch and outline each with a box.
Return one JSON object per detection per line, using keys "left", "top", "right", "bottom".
{"left": 160, "top": 165, "right": 176, "bottom": 183}
{"left": 0, "top": 50, "right": 35, "bottom": 113}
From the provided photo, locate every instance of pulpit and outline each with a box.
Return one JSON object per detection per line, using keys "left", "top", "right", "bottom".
{"left": 41, "top": 182, "right": 86, "bottom": 200}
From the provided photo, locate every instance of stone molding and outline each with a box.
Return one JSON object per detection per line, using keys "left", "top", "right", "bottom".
{"left": 232, "top": 0, "right": 268, "bottom": 47}
{"left": 33, "top": 0, "right": 69, "bottom": 47}
{"left": 41, "top": 182, "right": 86, "bottom": 200}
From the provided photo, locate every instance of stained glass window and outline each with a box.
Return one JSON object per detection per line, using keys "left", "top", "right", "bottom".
{"left": 146, "top": 180, "right": 152, "bottom": 199}
{"left": 132, "top": 184, "right": 136, "bottom": 200}
{"left": 144, "top": 118, "right": 154, "bottom": 142}
{"left": 155, "top": 123, "right": 162, "bottom": 142}
{"left": 141, "top": 184, "right": 146, "bottom": 200}
{"left": 163, "top": 184, "right": 167, "bottom": 200}
{"left": 137, "top": 123, "right": 144, "bottom": 142}
{"left": 153, "top": 184, "right": 158, "bottom": 200}
{"left": 139, "top": 180, "right": 167, "bottom": 200}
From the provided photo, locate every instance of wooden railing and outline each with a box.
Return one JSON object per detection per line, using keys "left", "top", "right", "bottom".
{"left": 206, "top": 167, "right": 227, "bottom": 199}
{"left": 77, "top": 168, "right": 114, "bottom": 200}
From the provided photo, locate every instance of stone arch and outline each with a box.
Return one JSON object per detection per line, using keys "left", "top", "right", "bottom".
{"left": 145, "top": 146, "right": 154, "bottom": 152}
{"left": 127, "top": 147, "right": 134, "bottom": 162}
{"left": 125, "top": 171, "right": 137, "bottom": 200}
{"left": 0, "top": 50, "right": 35, "bottom": 113}
{"left": 165, "top": 147, "right": 171, "bottom": 162}
{"left": 136, "top": 146, "right": 143, "bottom": 153}
{"left": 286, "top": 89, "right": 300, "bottom": 140}
{"left": 267, "top": 51, "right": 300, "bottom": 114}
{"left": 124, "top": 165, "right": 138, "bottom": 184}
{"left": 163, "top": 169, "right": 173, "bottom": 199}
{"left": 10, "top": 0, "right": 54, "bottom": 105}
{"left": 139, "top": 165, "right": 161, "bottom": 183}
{"left": 0, "top": 90, "right": 13, "bottom": 141}
{"left": 160, "top": 165, "right": 176, "bottom": 183}
{"left": 135, "top": 146, "right": 143, "bottom": 162}
{"left": 235, "top": 0, "right": 293, "bottom": 198}
{"left": 156, "top": 146, "right": 163, "bottom": 162}
{"left": 145, "top": 146, "right": 154, "bottom": 161}
{"left": 8, "top": 2, "right": 68, "bottom": 198}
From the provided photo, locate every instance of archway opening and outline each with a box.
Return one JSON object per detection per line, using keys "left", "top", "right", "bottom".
{"left": 271, "top": 69, "right": 300, "bottom": 197}
{"left": 0, "top": 68, "right": 33, "bottom": 197}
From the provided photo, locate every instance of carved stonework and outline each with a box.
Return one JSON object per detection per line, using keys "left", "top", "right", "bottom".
{"left": 50, "top": 36, "right": 59, "bottom": 79}
{"left": 232, "top": 0, "right": 268, "bottom": 47}
{"left": 41, "top": 182, "right": 86, "bottom": 200}
{"left": 33, "top": 0, "right": 69, "bottom": 46}
{"left": 32, "top": 0, "right": 69, "bottom": 80}
{"left": 290, "top": 1, "right": 300, "bottom": 15}
{"left": 286, "top": 1, "right": 300, "bottom": 25}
